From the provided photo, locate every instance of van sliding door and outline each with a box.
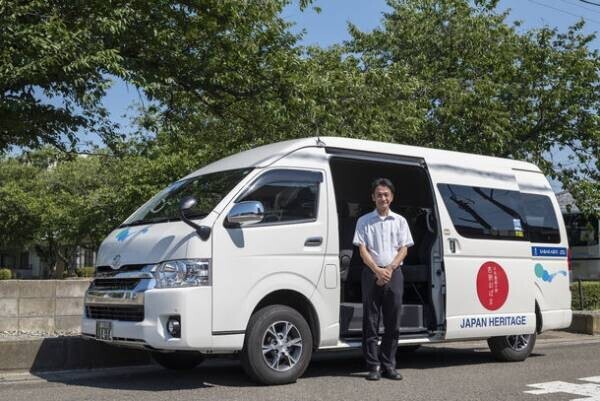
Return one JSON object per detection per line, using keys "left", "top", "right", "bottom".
{"left": 430, "top": 164, "right": 536, "bottom": 340}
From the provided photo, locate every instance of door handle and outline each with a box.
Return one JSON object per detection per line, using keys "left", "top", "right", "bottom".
{"left": 304, "top": 237, "right": 323, "bottom": 247}
{"left": 448, "top": 237, "right": 459, "bottom": 253}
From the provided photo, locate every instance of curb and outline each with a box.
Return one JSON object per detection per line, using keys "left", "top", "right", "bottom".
{"left": 0, "top": 336, "right": 151, "bottom": 372}
{"left": 566, "top": 311, "right": 600, "bottom": 335}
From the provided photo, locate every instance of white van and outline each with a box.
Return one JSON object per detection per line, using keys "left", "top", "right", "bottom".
{"left": 82, "top": 137, "right": 572, "bottom": 385}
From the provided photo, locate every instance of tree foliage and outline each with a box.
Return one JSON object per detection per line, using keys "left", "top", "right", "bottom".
{"left": 0, "top": 0, "right": 308, "bottom": 152}
{"left": 0, "top": 145, "right": 201, "bottom": 275}
{"left": 344, "top": 0, "right": 599, "bottom": 212}
{"left": 0, "top": 0, "right": 128, "bottom": 150}
{"left": 0, "top": 0, "right": 598, "bottom": 267}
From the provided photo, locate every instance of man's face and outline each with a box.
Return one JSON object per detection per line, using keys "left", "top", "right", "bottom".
{"left": 372, "top": 185, "right": 394, "bottom": 211}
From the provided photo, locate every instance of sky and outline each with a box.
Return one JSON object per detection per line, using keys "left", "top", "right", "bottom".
{"left": 104, "top": 0, "right": 600, "bottom": 131}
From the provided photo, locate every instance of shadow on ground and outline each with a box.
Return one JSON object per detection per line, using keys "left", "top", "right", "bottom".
{"left": 33, "top": 345, "right": 544, "bottom": 391}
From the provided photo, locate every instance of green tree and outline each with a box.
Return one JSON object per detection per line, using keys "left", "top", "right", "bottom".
{"left": 0, "top": 0, "right": 127, "bottom": 150}
{"left": 0, "top": 0, "right": 312, "bottom": 152}
{"left": 0, "top": 145, "right": 202, "bottom": 276}
{"left": 345, "top": 0, "right": 599, "bottom": 211}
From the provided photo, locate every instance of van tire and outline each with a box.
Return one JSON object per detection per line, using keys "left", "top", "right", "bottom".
{"left": 151, "top": 351, "right": 204, "bottom": 370}
{"left": 487, "top": 332, "right": 537, "bottom": 362}
{"left": 241, "top": 305, "right": 313, "bottom": 385}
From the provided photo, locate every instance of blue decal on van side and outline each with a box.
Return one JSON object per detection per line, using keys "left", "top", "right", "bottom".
{"left": 534, "top": 263, "right": 567, "bottom": 283}
{"left": 531, "top": 247, "right": 567, "bottom": 257}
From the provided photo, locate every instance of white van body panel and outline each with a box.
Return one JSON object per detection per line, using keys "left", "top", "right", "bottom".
{"left": 210, "top": 148, "right": 333, "bottom": 346}
{"left": 428, "top": 164, "right": 536, "bottom": 339}
{"left": 514, "top": 169, "right": 572, "bottom": 331}
{"left": 96, "top": 216, "right": 216, "bottom": 268}
{"left": 182, "top": 139, "right": 319, "bottom": 179}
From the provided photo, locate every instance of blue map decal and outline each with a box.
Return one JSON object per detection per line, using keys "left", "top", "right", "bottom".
{"left": 534, "top": 263, "right": 567, "bottom": 283}
{"left": 116, "top": 227, "right": 149, "bottom": 242}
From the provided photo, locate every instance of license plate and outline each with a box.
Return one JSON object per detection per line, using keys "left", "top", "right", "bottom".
{"left": 96, "top": 320, "right": 113, "bottom": 341}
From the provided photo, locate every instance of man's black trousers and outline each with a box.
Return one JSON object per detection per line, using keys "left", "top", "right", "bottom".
{"left": 361, "top": 267, "right": 404, "bottom": 371}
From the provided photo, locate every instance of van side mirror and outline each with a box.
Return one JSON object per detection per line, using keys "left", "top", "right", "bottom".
{"left": 179, "top": 196, "right": 211, "bottom": 240}
{"left": 180, "top": 196, "right": 197, "bottom": 211}
{"left": 227, "top": 201, "right": 265, "bottom": 226}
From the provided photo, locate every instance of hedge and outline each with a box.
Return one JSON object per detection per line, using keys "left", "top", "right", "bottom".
{"left": 75, "top": 266, "right": 96, "bottom": 278}
{"left": 571, "top": 281, "right": 600, "bottom": 310}
{"left": 0, "top": 268, "right": 11, "bottom": 280}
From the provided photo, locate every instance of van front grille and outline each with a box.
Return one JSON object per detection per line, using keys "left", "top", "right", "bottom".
{"left": 95, "top": 264, "right": 147, "bottom": 277}
{"left": 86, "top": 305, "right": 144, "bottom": 322}
{"left": 90, "top": 278, "right": 141, "bottom": 291}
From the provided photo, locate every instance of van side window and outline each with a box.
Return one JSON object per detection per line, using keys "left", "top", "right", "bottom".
{"left": 438, "top": 184, "right": 527, "bottom": 241}
{"left": 237, "top": 170, "right": 322, "bottom": 224}
{"left": 520, "top": 193, "right": 561, "bottom": 244}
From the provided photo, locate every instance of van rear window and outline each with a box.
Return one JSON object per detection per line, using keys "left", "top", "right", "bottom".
{"left": 520, "top": 193, "right": 561, "bottom": 244}
{"left": 438, "top": 184, "right": 527, "bottom": 241}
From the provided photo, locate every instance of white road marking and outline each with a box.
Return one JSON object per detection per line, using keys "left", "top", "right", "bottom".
{"left": 525, "top": 377, "right": 600, "bottom": 400}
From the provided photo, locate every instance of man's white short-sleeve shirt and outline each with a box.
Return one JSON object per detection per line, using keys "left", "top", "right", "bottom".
{"left": 353, "top": 209, "right": 414, "bottom": 267}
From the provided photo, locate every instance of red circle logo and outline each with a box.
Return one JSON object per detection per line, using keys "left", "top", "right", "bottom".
{"left": 476, "top": 261, "right": 509, "bottom": 311}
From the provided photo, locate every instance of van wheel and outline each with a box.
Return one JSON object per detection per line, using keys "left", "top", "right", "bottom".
{"left": 241, "top": 305, "right": 313, "bottom": 385}
{"left": 487, "top": 332, "right": 536, "bottom": 362}
{"left": 151, "top": 351, "right": 204, "bottom": 370}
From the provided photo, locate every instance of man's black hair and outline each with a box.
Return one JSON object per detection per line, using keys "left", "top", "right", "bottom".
{"left": 371, "top": 178, "right": 395, "bottom": 195}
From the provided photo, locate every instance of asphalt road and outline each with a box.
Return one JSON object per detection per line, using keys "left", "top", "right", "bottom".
{"left": 2, "top": 338, "right": 600, "bottom": 401}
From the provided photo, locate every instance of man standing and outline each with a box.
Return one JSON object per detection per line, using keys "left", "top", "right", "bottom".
{"left": 353, "top": 178, "right": 414, "bottom": 381}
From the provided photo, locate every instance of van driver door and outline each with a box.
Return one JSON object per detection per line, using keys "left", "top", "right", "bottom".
{"left": 211, "top": 168, "right": 328, "bottom": 335}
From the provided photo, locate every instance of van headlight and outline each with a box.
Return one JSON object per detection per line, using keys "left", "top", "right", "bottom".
{"left": 153, "top": 259, "right": 211, "bottom": 288}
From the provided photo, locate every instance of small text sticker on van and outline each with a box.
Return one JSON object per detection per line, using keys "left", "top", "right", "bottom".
{"left": 476, "top": 261, "right": 509, "bottom": 311}
{"left": 513, "top": 219, "right": 524, "bottom": 238}
{"left": 531, "top": 247, "right": 567, "bottom": 257}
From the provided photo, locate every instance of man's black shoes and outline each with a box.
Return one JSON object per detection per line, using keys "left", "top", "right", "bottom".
{"left": 381, "top": 369, "right": 403, "bottom": 380}
{"left": 366, "top": 367, "right": 381, "bottom": 381}
{"left": 366, "top": 367, "right": 403, "bottom": 381}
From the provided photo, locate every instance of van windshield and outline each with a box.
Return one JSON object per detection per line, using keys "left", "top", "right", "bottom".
{"left": 121, "top": 168, "right": 253, "bottom": 227}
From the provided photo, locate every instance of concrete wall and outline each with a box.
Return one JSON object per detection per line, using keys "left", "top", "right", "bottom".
{"left": 568, "top": 311, "right": 600, "bottom": 335}
{"left": 0, "top": 280, "right": 91, "bottom": 333}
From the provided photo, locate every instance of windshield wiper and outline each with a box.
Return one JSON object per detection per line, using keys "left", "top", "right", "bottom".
{"left": 119, "top": 213, "right": 209, "bottom": 228}
{"left": 184, "top": 211, "right": 209, "bottom": 219}
{"left": 119, "top": 216, "right": 178, "bottom": 228}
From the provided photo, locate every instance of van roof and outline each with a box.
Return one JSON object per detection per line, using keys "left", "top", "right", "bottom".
{"left": 184, "top": 136, "right": 541, "bottom": 178}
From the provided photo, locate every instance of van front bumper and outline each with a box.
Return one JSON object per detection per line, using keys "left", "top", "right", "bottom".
{"left": 82, "top": 286, "right": 214, "bottom": 351}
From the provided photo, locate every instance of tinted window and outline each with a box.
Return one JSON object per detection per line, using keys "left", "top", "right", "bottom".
{"left": 238, "top": 170, "right": 321, "bottom": 224}
{"left": 520, "top": 193, "right": 561, "bottom": 244}
{"left": 564, "top": 213, "right": 597, "bottom": 247}
{"left": 438, "top": 184, "right": 527, "bottom": 241}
